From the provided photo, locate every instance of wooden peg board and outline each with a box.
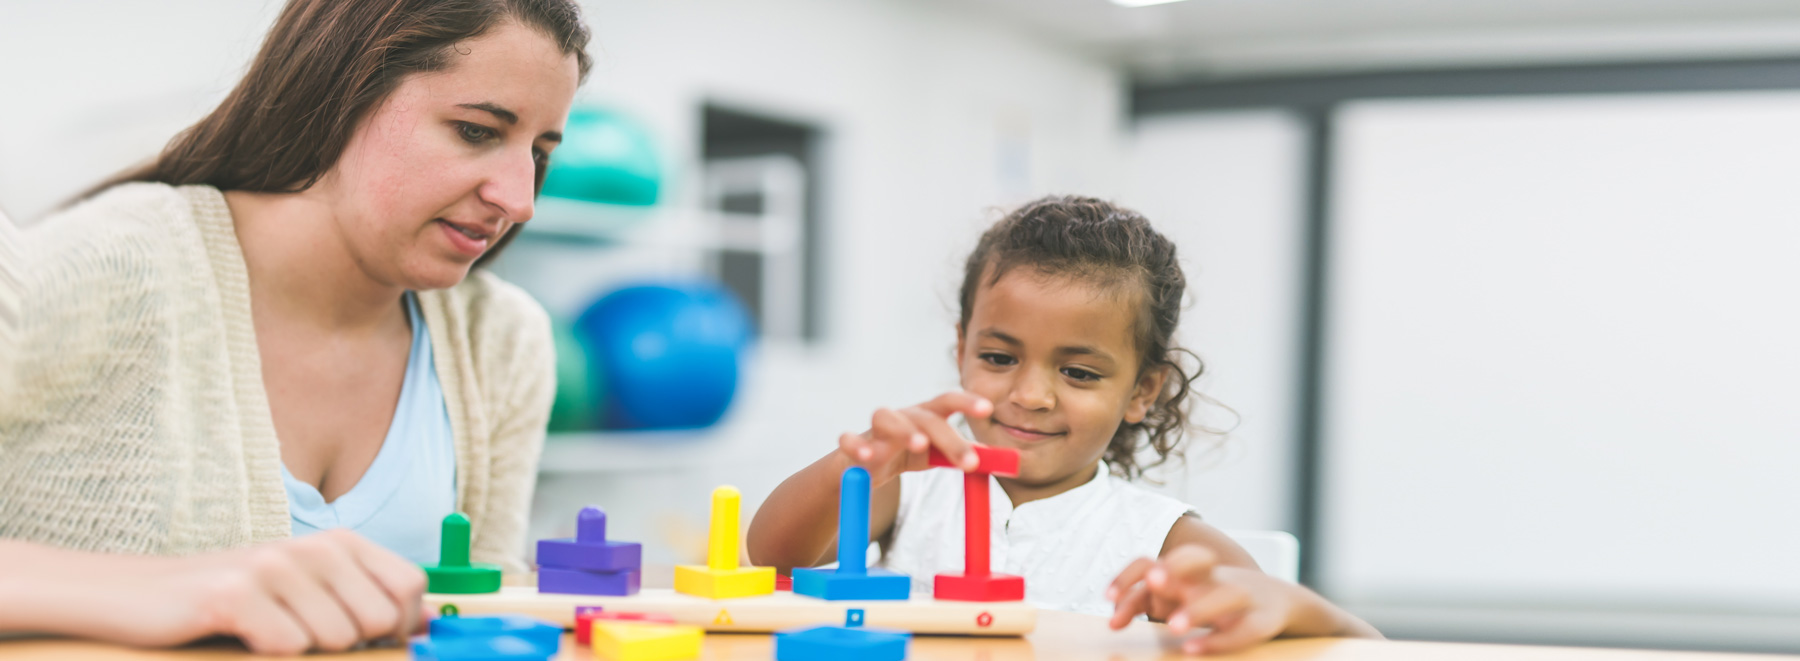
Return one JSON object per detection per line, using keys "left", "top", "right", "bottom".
{"left": 424, "top": 587, "right": 1036, "bottom": 636}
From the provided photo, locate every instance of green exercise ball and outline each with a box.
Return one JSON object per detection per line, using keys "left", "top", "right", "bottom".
{"left": 541, "top": 107, "right": 661, "bottom": 207}
{"left": 548, "top": 319, "right": 602, "bottom": 432}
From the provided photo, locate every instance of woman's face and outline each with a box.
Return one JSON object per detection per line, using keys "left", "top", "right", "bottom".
{"left": 318, "top": 21, "right": 580, "bottom": 290}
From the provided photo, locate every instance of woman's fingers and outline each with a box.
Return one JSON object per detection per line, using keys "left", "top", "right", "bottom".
{"left": 218, "top": 581, "right": 313, "bottom": 656}
{"left": 248, "top": 544, "right": 361, "bottom": 653}
{"left": 331, "top": 530, "right": 425, "bottom": 641}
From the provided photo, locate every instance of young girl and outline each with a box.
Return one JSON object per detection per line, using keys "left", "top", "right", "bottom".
{"left": 749, "top": 196, "right": 1379, "bottom": 654}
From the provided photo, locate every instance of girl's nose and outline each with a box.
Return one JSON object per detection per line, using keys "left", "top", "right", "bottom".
{"left": 1009, "top": 367, "right": 1056, "bottom": 411}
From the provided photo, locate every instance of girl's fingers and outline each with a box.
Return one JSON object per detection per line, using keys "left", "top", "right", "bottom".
{"left": 1168, "top": 583, "right": 1251, "bottom": 635}
{"left": 1108, "top": 578, "right": 1155, "bottom": 630}
{"left": 1107, "top": 557, "right": 1156, "bottom": 603}
{"left": 1185, "top": 608, "right": 1286, "bottom": 656}
{"left": 257, "top": 549, "right": 361, "bottom": 653}
{"left": 869, "top": 408, "right": 917, "bottom": 455}
{"left": 916, "top": 391, "right": 993, "bottom": 421}
{"left": 899, "top": 407, "right": 977, "bottom": 472}
{"left": 1148, "top": 545, "right": 1220, "bottom": 603}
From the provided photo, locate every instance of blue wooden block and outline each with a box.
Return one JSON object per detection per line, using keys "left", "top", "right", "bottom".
{"left": 775, "top": 625, "right": 909, "bottom": 661}
{"left": 411, "top": 634, "right": 553, "bottom": 661}
{"left": 536, "top": 506, "right": 642, "bottom": 572}
{"left": 537, "top": 566, "right": 641, "bottom": 596}
{"left": 792, "top": 566, "right": 911, "bottom": 600}
{"left": 427, "top": 615, "right": 561, "bottom": 655}
{"left": 793, "top": 467, "right": 912, "bottom": 601}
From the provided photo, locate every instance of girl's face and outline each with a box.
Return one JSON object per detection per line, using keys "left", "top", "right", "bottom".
{"left": 956, "top": 268, "right": 1165, "bottom": 490}
{"left": 315, "top": 21, "right": 580, "bottom": 290}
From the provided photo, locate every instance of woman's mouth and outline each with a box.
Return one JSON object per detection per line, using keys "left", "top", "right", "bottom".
{"left": 438, "top": 218, "right": 493, "bottom": 258}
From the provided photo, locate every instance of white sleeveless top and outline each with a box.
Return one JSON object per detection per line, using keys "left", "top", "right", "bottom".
{"left": 881, "top": 462, "right": 1194, "bottom": 616}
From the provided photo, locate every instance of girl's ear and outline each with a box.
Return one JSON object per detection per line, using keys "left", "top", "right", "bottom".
{"left": 1123, "top": 364, "right": 1168, "bottom": 424}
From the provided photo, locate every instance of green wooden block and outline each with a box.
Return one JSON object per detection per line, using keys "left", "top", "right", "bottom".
{"left": 423, "top": 513, "right": 502, "bottom": 594}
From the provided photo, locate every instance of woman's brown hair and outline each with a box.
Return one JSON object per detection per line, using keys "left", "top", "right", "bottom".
{"left": 87, "top": 0, "right": 592, "bottom": 268}
{"left": 958, "top": 195, "right": 1226, "bottom": 480}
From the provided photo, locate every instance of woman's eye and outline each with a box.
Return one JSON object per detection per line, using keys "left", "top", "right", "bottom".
{"left": 979, "top": 352, "right": 1016, "bottom": 366}
{"left": 457, "top": 123, "right": 495, "bottom": 143}
{"left": 1062, "top": 367, "right": 1100, "bottom": 382}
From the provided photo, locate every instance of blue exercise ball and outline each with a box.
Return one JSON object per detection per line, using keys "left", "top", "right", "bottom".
{"left": 574, "top": 282, "right": 752, "bottom": 430}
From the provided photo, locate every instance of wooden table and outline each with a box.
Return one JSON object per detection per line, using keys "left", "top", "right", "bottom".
{"left": 2, "top": 609, "right": 1793, "bottom": 660}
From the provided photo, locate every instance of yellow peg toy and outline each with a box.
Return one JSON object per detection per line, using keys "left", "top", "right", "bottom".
{"left": 673, "top": 485, "right": 775, "bottom": 599}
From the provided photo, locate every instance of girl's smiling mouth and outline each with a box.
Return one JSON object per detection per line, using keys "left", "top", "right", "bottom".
{"left": 992, "top": 418, "right": 1065, "bottom": 442}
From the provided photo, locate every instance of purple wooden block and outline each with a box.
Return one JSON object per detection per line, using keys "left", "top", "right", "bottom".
{"left": 538, "top": 567, "right": 641, "bottom": 596}
{"left": 537, "top": 507, "right": 642, "bottom": 572}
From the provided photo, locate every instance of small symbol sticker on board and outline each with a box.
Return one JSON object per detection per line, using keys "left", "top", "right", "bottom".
{"left": 846, "top": 609, "right": 866, "bottom": 627}
{"left": 713, "top": 609, "right": 734, "bottom": 625}
{"left": 439, "top": 604, "right": 460, "bottom": 618}
{"left": 976, "top": 611, "right": 994, "bottom": 627}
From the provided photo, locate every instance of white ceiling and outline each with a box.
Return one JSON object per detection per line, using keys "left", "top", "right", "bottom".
{"left": 931, "top": 0, "right": 1800, "bottom": 78}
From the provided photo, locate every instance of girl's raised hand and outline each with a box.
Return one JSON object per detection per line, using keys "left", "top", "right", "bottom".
{"left": 838, "top": 390, "right": 992, "bottom": 485}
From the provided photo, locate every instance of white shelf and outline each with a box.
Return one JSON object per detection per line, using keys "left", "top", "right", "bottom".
{"left": 537, "top": 431, "right": 719, "bottom": 474}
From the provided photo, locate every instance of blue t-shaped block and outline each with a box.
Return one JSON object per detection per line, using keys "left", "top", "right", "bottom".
{"left": 426, "top": 615, "right": 561, "bottom": 656}
{"left": 793, "top": 467, "right": 910, "bottom": 601}
{"left": 774, "top": 625, "right": 910, "bottom": 661}
{"left": 536, "top": 506, "right": 642, "bottom": 572}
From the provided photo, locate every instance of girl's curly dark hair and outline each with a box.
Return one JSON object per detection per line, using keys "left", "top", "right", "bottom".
{"left": 958, "top": 195, "right": 1223, "bottom": 480}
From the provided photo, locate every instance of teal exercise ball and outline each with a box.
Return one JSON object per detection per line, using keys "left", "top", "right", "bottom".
{"left": 540, "top": 107, "right": 661, "bottom": 207}
{"left": 574, "top": 282, "right": 752, "bottom": 430}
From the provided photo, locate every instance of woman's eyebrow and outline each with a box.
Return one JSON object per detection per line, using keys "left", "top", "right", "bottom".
{"left": 458, "top": 102, "right": 517, "bottom": 125}
{"left": 458, "top": 102, "right": 562, "bottom": 142}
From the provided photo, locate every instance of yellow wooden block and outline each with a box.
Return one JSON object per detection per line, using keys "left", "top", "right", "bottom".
{"left": 673, "top": 564, "right": 775, "bottom": 598}
{"left": 591, "top": 621, "right": 703, "bottom": 661}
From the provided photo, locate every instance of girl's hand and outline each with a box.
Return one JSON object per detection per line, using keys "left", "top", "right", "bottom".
{"left": 104, "top": 530, "right": 425, "bottom": 654}
{"left": 1107, "top": 545, "right": 1344, "bottom": 655}
{"left": 837, "top": 391, "right": 992, "bottom": 485}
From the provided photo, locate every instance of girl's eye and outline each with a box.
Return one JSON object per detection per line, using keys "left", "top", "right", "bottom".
{"left": 979, "top": 352, "right": 1016, "bottom": 367}
{"left": 456, "top": 122, "right": 495, "bottom": 144}
{"left": 1062, "top": 367, "right": 1100, "bottom": 382}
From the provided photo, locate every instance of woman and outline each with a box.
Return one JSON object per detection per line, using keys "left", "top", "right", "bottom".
{"left": 0, "top": 0, "right": 589, "bottom": 653}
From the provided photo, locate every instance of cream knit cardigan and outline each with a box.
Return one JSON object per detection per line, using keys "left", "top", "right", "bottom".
{"left": 0, "top": 183, "right": 554, "bottom": 574}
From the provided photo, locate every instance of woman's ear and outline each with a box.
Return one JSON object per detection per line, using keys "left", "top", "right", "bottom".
{"left": 1123, "top": 364, "right": 1168, "bottom": 424}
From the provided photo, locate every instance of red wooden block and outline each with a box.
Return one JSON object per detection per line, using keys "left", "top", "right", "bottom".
{"left": 776, "top": 573, "right": 794, "bottom": 591}
{"left": 926, "top": 445, "right": 1019, "bottom": 477}
{"left": 934, "top": 572, "right": 1026, "bottom": 602}
{"left": 573, "top": 608, "right": 677, "bottom": 645}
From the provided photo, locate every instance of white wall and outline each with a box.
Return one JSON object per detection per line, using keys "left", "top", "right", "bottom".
{"left": 1321, "top": 92, "right": 1800, "bottom": 648}
{"left": 1125, "top": 113, "right": 1308, "bottom": 536}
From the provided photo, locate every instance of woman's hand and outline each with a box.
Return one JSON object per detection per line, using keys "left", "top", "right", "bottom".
{"left": 836, "top": 391, "right": 992, "bottom": 485}
{"left": 1, "top": 530, "right": 426, "bottom": 655}
{"left": 1107, "top": 545, "right": 1381, "bottom": 655}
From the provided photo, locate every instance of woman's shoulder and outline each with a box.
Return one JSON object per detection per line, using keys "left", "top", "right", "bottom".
{"left": 420, "top": 270, "right": 555, "bottom": 384}
{"left": 30, "top": 182, "right": 192, "bottom": 243}
{"left": 25, "top": 183, "right": 215, "bottom": 291}
{"left": 433, "top": 270, "right": 553, "bottom": 340}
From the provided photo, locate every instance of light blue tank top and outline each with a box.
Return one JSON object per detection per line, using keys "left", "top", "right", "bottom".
{"left": 281, "top": 292, "right": 457, "bottom": 565}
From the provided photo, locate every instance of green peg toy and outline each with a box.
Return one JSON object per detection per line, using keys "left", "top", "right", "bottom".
{"left": 423, "top": 513, "right": 502, "bottom": 594}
